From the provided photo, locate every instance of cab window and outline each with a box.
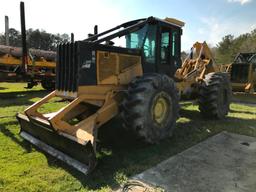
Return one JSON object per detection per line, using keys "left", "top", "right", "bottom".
{"left": 161, "top": 31, "right": 170, "bottom": 64}
{"left": 143, "top": 25, "right": 157, "bottom": 64}
{"left": 172, "top": 31, "right": 178, "bottom": 57}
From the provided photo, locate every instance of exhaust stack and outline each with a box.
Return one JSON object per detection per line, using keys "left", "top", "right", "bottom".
{"left": 5, "top": 16, "right": 9, "bottom": 46}
{"left": 20, "top": 1, "right": 28, "bottom": 73}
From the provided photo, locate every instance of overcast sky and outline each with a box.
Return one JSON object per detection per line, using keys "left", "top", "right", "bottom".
{"left": 0, "top": 0, "right": 255, "bottom": 50}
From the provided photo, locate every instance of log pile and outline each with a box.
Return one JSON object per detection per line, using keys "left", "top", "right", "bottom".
{"left": 0, "top": 45, "right": 56, "bottom": 61}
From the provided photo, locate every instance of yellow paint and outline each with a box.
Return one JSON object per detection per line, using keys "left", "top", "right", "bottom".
{"left": 0, "top": 53, "right": 55, "bottom": 68}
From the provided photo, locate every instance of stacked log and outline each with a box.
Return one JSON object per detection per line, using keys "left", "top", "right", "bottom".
{"left": 0, "top": 45, "right": 56, "bottom": 61}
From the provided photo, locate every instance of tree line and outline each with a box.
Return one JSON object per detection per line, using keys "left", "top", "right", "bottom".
{"left": 1, "top": 27, "right": 256, "bottom": 63}
{"left": 0, "top": 28, "right": 70, "bottom": 51}
{"left": 181, "top": 29, "right": 256, "bottom": 64}
{"left": 215, "top": 29, "right": 256, "bottom": 64}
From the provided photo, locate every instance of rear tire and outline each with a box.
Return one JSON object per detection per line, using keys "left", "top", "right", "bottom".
{"left": 121, "top": 74, "right": 179, "bottom": 143}
{"left": 198, "top": 72, "right": 232, "bottom": 119}
{"left": 41, "top": 79, "right": 55, "bottom": 91}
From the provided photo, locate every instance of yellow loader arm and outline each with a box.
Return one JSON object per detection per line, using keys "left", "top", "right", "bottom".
{"left": 175, "top": 41, "right": 218, "bottom": 81}
{"left": 175, "top": 41, "right": 219, "bottom": 94}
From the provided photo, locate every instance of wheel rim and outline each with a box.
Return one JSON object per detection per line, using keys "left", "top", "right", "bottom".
{"left": 152, "top": 92, "right": 171, "bottom": 125}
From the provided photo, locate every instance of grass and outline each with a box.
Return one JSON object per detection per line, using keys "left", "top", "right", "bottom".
{"left": 0, "top": 82, "right": 256, "bottom": 192}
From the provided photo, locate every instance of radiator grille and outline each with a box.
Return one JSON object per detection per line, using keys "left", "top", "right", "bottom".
{"left": 56, "top": 42, "right": 79, "bottom": 92}
{"left": 231, "top": 64, "right": 249, "bottom": 83}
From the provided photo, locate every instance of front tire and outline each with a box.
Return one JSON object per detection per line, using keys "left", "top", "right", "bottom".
{"left": 121, "top": 74, "right": 179, "bottom": 143}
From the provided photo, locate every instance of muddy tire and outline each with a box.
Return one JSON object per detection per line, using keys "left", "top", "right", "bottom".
{"left": 121, "top": 74, "right": 179, "bottom": 143}
{"left": 198, "top": 72, "right": 232, "bottom": 119}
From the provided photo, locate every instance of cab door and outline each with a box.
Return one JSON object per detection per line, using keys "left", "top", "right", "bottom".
{"left": 158, "top": 26, "right": 181, "bottom": 77}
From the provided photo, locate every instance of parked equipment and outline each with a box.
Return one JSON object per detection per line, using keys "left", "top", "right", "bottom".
{"left": 0, "top": 45, "right": 56, "bottom": 90}
{"left": 17, "top": 17, "right": 232, "bottom": 174}
{"left": 175, "top": 41, "right": 231, "bottom": 117}
{"left": 175, "top": 41, "right": 218, "bottom": 97}
{"left": 229, "top": 53, "right": 256, "bottom": 93}
{"left": 0, "top": 2, "right": 56, "bottom": 90}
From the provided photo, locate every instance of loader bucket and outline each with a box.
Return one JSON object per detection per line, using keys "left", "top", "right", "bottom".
{"left": 17, "top": 113, "right": 97, "bottom": 174}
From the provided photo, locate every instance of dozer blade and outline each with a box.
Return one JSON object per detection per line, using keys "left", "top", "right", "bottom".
{"left": 16, "top": 113, "right": 97, "bottom": 175}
